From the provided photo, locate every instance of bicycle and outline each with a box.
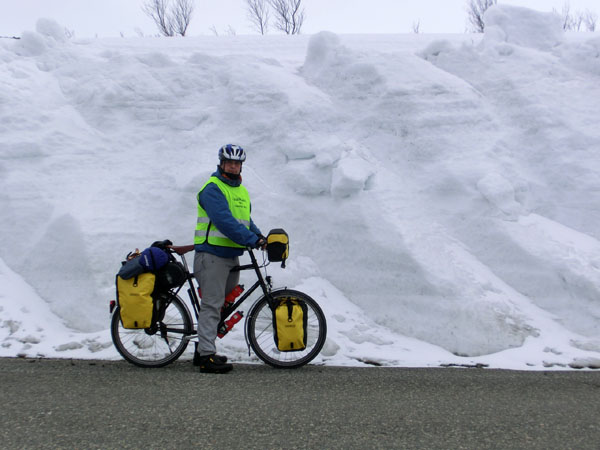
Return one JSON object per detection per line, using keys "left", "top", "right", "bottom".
{"left": 109, "top": 245, "right": 327, "bottom": 369}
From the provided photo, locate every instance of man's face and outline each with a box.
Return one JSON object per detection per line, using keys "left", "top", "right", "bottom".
{"left": 222, "top": 160, "right": 242, "bottom": 175}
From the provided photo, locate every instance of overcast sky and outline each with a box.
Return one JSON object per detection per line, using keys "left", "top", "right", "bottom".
{"left": 1, "top": 0, "right": 598, "bottom": 37}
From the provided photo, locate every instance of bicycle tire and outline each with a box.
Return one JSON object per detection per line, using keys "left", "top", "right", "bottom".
{"left": 111, "top": 293, "right": 193, "bottom": 368}
{"left": 246, "top": 289, "right": 327, "bottom": 368}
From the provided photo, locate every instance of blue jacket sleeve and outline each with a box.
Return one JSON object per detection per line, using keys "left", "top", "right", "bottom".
{"left": 199, "top": 184, "right": 260, "bottom": 248}
{"left": 250, "top": 219, "right": 262, "bottom": 237}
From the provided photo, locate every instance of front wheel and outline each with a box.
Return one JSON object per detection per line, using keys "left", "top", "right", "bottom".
{"left": 111, "top": 293, "right": 192, "bottom": 368}
{"left": 246, "top": 289, "right": 327, "bottom": 368}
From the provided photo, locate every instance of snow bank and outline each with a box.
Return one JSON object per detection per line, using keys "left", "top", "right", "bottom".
{"left": 484, "top": 4, "right": 563, "bottom": 50}
{"left": 558, "top": 36, "right": 600, "bottom": 76}
{"left": 36, "top": 18, "right": 68, "bottom": 43}
{"left": 0, "top": 257, "right": 114, "bottom": 359}
{"left": 2, "top": 6, "right": 600, "bottom": 369}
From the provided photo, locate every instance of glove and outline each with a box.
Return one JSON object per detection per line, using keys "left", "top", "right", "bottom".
{"left": 254, "top": 237, "right": 267, "bottom": 250}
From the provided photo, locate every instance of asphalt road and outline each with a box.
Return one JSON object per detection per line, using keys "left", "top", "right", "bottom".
{"left": 1, "top": 357, "right": 599, "bottom": 449}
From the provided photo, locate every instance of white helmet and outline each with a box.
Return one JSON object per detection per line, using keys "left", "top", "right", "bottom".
{"left": 218, "top": 144, "right": 246, "bottom": 162}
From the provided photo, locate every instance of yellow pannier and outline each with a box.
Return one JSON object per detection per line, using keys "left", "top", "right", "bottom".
{"left": 273, "top": 298, "right": 307, "bottom": 352}
{"left": 116, "top": 273, "right": 155, "bottom": 329}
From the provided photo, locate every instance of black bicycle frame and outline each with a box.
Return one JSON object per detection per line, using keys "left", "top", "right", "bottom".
{"left": 174, "top": 248, "right": 274, "bottom": 335}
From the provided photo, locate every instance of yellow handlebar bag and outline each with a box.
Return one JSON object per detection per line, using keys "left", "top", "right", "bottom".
{"left": 266, "top": 228, "right": 289, "bottom": 268}
{"left": 116, "top": 273, "right": 155, "bottom": 329}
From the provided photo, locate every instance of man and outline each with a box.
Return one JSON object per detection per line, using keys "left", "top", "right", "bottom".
{"left": 192, "top": 144, "right": 265, "bottom": 373}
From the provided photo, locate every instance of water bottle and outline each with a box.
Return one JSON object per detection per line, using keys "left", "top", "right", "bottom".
{"left": 217, "top": 311, "right": 244, "bottom": 338}
{"left": 221, "top": 284, "right": 244, "bottom": 314}
{"left": 224, "top": 285, "right": 244, "bottom": 306}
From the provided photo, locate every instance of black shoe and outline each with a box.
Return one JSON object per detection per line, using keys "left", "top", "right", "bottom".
{"left": 193, "top": 343, "right": 228, "bottom": 366}
{"left": 193, "top": 352, "right": 228, "bottom": 366}
{"left": 197, "top": 354, "right": 233, "bottom": 374}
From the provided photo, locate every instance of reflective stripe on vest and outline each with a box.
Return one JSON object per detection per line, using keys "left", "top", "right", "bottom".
{"left": 194, "top": 176, "right": 251, "bottom": 248}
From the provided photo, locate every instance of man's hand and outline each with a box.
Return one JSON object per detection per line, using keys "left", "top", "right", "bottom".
{"left": 254, "top": 237, "right": 267, "bottom": 250}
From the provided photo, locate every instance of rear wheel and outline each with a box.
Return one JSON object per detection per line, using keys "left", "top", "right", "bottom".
{"left": 246, "top": 289, "right": 327, "bottom": 368}
{"left": 111, "top": 293, "right": 192, "bottom": 368}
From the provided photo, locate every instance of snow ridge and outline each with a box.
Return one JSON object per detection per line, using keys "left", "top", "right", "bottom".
{"left": 1, "top": 5, "right": 599, "bottom": 369}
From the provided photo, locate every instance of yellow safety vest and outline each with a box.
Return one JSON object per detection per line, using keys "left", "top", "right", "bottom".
{"left": 194, "top": 176, "right": 251, "bottom": 248}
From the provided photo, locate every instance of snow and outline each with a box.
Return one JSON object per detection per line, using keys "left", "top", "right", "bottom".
{"left": 1, "top": 5, "right": 600, "bottom": 369}
{"left": 483, "top": 4, "right": 564, "bottom": 51}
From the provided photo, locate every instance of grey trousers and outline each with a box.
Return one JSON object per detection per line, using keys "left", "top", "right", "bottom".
{"left": 193, "top": 252, "right": 240, "bottom": 356}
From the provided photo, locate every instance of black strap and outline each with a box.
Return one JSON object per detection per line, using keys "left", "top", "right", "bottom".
{"left": 205, "top": 220, "right": 212, "bottom": 244}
